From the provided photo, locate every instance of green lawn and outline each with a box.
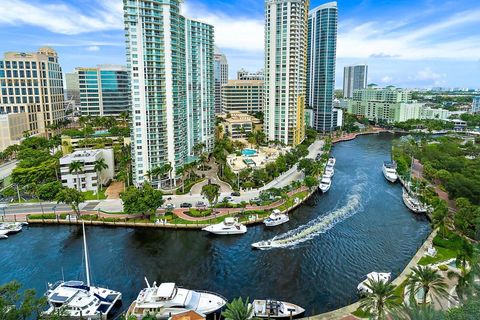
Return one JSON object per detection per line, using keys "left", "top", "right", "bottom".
{"left": 418, "top": 246, "right": 457, "bottom": 265}
{"left": 83, "top": 189, "right": 107, "bottom": 200}
{"left": 277, "top": 191, "right": 309, "bottom": 211}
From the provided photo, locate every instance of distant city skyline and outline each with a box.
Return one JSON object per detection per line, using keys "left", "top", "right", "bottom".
{"left": 0, "top": 0, "right": 479, "bottom": 89}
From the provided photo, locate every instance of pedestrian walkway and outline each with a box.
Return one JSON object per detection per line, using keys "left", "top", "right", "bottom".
{"left": 105, "top": 182, "right": 124, "bottom": 199}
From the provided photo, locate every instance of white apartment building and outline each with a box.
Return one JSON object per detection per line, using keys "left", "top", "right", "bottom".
{"left": 60, "top": 149, "right": 114, "bottom": 192}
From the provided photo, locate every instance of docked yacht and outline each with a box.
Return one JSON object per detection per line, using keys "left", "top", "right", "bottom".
{"left": 0, "top": 231, "right": 7, "bottom": 239}
{"left": 264, "top": 210, "right": 289, "bottom": 227}
{"left": 327, "top": 157, "right": 336, "bottom": 168}
{"left": 0, "top": 222, "right": 26, "bottom": 235}
{"left": 202, "top": 217, "right": 247, "bottom": 235}
{"left": 382, "top": 161, "right": 398, "bottom": 183}
{"left": 126, "top": 281, "right": 226, "bottom": 319}
{"left": 44, "top": 222, "right": 122, "bottom": 319}
{"left": 402, "top": 188, "right": 427, "bottom": 214}
{"left": 318, "top": 176, "right": 332, "bottom": 193}
{"left": 252, "top": 299, "right": 305, "bottom": 319}
{"left": 324, "top": 167, "right": 334, "bottom": 179}
{"left": 357, "top": 272, "right": 392, "bottom": 295}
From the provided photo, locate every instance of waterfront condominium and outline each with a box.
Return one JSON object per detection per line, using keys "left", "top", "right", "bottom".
{"left": 343, "top": 64, "right": 368, "bottom": 99}
{"left": 185, "top": 18, "right": 215, "bottom": 155}
{"left": 67, "top": 65, "right": 130, "bottom": 117}
{"left": 472, "top": 96, "right": 480, "bottom": 114}
{"left": 307, "top": 1, "right": 338, "bottom": 133}
{"left": 214, "top": 51, "right": 228, "bottom": 114}
{"left": 0, "top": 47, "right": 65, "bottom": 135}
{"left": 222, "top": 80, "right": 264, "bottom": 115}
{"left": 124, "top": 0, "right": 215, "bottom": 187}
{"left": 264, "top": 0, "right": 309, "bottom": 146}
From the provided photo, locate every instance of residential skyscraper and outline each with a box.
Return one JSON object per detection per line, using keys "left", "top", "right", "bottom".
{"left": 214, "top": 52, "right": 228, "bottom": 114}
{"left": 0, "top": 47, "right": 65, "bottom": 135}
{"left": 124, "top": 0, "right": 215, "bottom": 187}
{"left": 307, "top": 1, "right": 338, "bottom": 132}
{"left": 222, "top": 80, "right": 264, "bottom": 115}
{"left": 185, "top": 19, "right": 215, "bottom": 155}
{"left": 264, "top": 0, "right": 309, "bottom": 146}
{"left": 343, "top": 64, "right": 368, "bottom": 98}
{"left": 72, "top": 65, "right": 129, "bottom": 117}
{"left": 472, "top": 96, "right": 480, "bottom": 114}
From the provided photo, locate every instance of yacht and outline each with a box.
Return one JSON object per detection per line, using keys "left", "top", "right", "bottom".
{"left": 251, "top": 240, "right": 274, "bottom": 250}
{"left": 0, "top": 230, "right": 8, "bottom": 239}
{"left": 44, "top": 222, "right": 122, "bottom": 319}
{"left": 382, "top": 161, "right": 398, "bottom": 183}
{"left": 402, "top": 188, "right": 427, "bottom": 214}
{"left": 264, "top": 210, "right": 289, "bottom": 227}
{"left": 318, "top": 176, "right": 331, "bottom": 193}
{"left": 0, "top": 222, "right": 26, "bottom": 235}
{"left": 324, "top": 167, "right": 334, "bottom": 179}
{"left": 357, "top": 272, "right": 392, "bottom": 295}
{"left": 126, "top": 281, "right": 226, "bottom": 319}
{"left": 327, "top": 157, "right": 336, "bottom": 168}
{"left": 202, "top": 217, "right": 247, "bottom": 235}
{"left": 252, "top": 299, "right": 305, "bottom": 319}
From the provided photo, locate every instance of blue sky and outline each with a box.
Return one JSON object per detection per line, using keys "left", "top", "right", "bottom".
{"left": 0, "top": 0, "right": 479, "bottom": 89}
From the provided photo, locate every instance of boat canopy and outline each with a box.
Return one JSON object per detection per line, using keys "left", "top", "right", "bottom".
{"left": 156, "top": 283, "right": 176, "bottom": 299}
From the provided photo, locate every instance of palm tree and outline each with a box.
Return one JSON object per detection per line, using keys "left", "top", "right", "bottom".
{"left": 222, "top": 297, "right": 254, "bottom": 320}
{"left": 69, "top": 161, "right": 84, "bottom": 192}
{"left": 359, "top": 279, "right": 400, "bottom": 319}
{"left": 150, "top": 166, "right": 164, "bottom": 190}
{"left": 201, "top": 183, "right": 220, "bottom": 205}
{"left": 119, "top": 111, "right": 129, "bottom": 127}
{"left": 93, "top": 159, "right": 109, "bottom": 200}
{"left": 406, "top": 266, "right": 448, "bottom": 305}
{"left": 391, "top": 303, "right": 445, "bottom": 320}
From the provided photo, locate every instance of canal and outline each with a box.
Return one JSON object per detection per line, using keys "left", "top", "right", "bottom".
{"left": 0, "top": 133, "right": 431, "bottom": 316}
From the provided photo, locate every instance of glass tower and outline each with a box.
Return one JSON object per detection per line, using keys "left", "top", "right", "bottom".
{"left": 307, "top": 1, "right": 338, "bottom": 132}
{"left": 214, "top": 52, "right": 228, "bottom": 114}
{"left": 343, "top": 64, "right": 368, "bottom": 99}
{"left": 264, "top": 0, "right": 309, "bottom": 146}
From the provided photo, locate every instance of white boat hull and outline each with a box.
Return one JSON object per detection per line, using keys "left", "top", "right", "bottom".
{"left": 252, "top": 300, "right": 305, "bottom": 319}
{"left": 402, "top": 189, "right": 427, "bottom": 214}
{"left": 264, "top": 216, "right": 289, "bottom": 227}
{"left": 202, "top": 225, "right": 247, "bottom": 235}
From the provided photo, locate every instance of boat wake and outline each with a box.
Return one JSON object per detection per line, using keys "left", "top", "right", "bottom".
{"left": 255, "top": 183, "right": 366, "bottom": 250}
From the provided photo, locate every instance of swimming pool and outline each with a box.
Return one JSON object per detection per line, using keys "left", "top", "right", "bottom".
{"left": 242, "top": 149, "right": 257, "bottom": 157}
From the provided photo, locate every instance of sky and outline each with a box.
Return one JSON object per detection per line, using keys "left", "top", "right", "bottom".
{"left": 0, "top": 0, "right": 479, "bottom": 89}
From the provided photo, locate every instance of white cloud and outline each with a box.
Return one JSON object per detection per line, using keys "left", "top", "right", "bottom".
{"left": 415, "top": 67, "right": 443, "bottom": 81}
{"left": 86, "top": 45, "right": 100, "bottom": 52}
{"left": 182, "top": 2, "right": 264, "bottom": 52}
{"left": 0, "top": 0, "right": 123, "bottom": 35}
{"left": 381, "top": 76, "right": 393, "bottom": 83}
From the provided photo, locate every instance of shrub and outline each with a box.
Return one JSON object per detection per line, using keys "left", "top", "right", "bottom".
{"left": 438, "top": 265, "right": 449, "bottom": 271}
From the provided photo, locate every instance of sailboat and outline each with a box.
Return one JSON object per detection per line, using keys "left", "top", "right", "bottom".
{"left": 402, "top": 157, "right": 428, "bottom": 214}
{"left": 44, "top": 222, "right": 122, "bottom": 319}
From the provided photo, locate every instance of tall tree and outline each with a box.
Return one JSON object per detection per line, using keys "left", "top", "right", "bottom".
{"left": 56, "top": 188, "right": 85, "bottom": 218}
{"left": 359, "top": 279, "right": 400, "bottom": 319}
{"left": 93, "top": 158, "right": 109, "bottom": 200}
{"left": 201, "top": 184, "right": 220, "bottom": 205}
{"left": 69, "top": 161, "right": 84, "bottom": 192}
{"left": 120, "top": 183, "right": 164, "bottom": 218}
{"left": 406, "top": 266, "right": 448, "bottom": 305}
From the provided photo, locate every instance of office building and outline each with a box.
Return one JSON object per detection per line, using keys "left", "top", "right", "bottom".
{"left": 307, "top": 2, "right": 338, "bottom": 132}
{"left": 60, "top": 149, "right": 114, "bottom": 192}
{"left": 0, "top": 112, "right": 29, "bottom": 152}
{"left": 72, "top": 65, "right": 129, "bottom": 117}
{"left": 218, "top": 112, "right": 263, "bottom": 140}
{"left": 237, "top": 69, "right": 264, "bottom": 81}
{"left": 472, "top": 96, "right": 480, "bottom": 114}
{"left": 222, "top": 80, "right": 263, "bottom": 115}
{"left": 65, "top": 72, "right": 80, "bottom": 105}
{"left": 343, "top": 64, "right": 368, "bottom": 98}
{"left": 0, "top": 47, "right": 65, "bottom": 135}
{"left": 185, "top": 19, "right": 215, "bottom": 154}
{"left": 124, "top": 0, "right": 215, "bottom": 187}
{"left": 264, "top": 0, "right": 309, "bottom": 146}
{"left": 214, "top": 52, "right": 228, "bottom": 114}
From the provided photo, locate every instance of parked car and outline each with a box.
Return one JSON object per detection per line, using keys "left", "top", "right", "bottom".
{"left": 180, "top": 203, "right": 192, "bottom": 208}
{"left": 250, "top": 197, "right": 261, "bottom": 204}
{"left": 165, "top": 203, "right": 175, "bottom": 209}
{"left": 223, "top": 196, "right": 234, "bottom": 202}
{"left": 166, "top": 197, "right": 172, "bottom": 201}
{"left": 231, "top": 191, "right": 241, "bottom": 197}
{"left": 196, "top": 201, "right": 207, "bottom": 208}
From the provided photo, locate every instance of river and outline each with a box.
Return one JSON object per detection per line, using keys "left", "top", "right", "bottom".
{"left": 0, "top": 133, "right": 431, "bottom": 316}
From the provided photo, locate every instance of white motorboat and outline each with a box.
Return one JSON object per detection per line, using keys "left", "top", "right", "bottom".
{"left": 357, "top": 272, "right": 392, "bottom": 295}
{"left": 252, "top": 299, "right": 305, "bottom": 319}
{"left": 324, "top": 167, "right": 334, "bottom": 178}
{"left": 402, "top": 188, "right": 427, "bottom": 214}
{"left": 44, "top": 222, "right": 122, "bottom": 319}
{"left": 327, "top": 157, "right": 336, "bottom": 168}
{"left": 318, "top": 176, "right": 331, "bottom": 193}
{"left": 202, "top": 217, "right": 247, "bottom": 235}
{"left": 264, "top": 210, "right": 289, "bottom": 227}
{"left": 251, "top": 240, "right": 274, "bottom": 250}
{"left": 382, "top": 161, "right": 398, "bottom": 183}
{"left": 0, "top": 222, "right": 25, "bottom": 235}
{"left": 0, "top": 230, "right": 8, "bottom": 239}
{"left": 126, "top": 281, "right": 226, "bottom": 319}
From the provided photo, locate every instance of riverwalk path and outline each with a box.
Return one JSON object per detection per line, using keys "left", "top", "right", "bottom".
{"left": 302, "top": 229, "right": 438, "bottom": 320}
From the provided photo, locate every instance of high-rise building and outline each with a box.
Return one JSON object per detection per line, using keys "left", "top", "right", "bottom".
{"left": 72, "top": 65, "right": 130, "bottom": 117}
{"left": 307, "top": 1, "right": 338, "bottom": 132}
{"left": 222, "top": 80, "right": 264, "bottom": 115}
{"left": 264, "top": 0, "right": 309, "bottom": 146}
{"left": 214, "top": 52, "right": 228, "bottom": 114}
{"left": 343, "top": 64, "right": 368, "bottom": 98}
{"left": 185, "top": 19, "right": 215, "bottom": 155}
{"left": 0, "top": 47, "right": 65, "bottom": 135}
{"left": 237, "top": 69, "right": 264, "bottom": 81}
{"left": 124, "top": 0, "right": 215, "bottom": 187}
{"left": 0, "top": 112, "right": 29, "bottom": 152}
{"left": 472, "top": 96, "right": 480, "bottom": 114}
{"left": 65, "top": 72, "right": 80, "bottom": 105}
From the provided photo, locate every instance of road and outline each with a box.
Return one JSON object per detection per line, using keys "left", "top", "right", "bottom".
{"left": 0, "top": 160, "right": 17, "bottom": 181}
{"left": 3, "top": 140, "right": 326, "bottom": 214}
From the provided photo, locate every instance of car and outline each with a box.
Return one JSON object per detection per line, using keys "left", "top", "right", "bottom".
{"left": 165, "top": 203, "right": 175, "bottom": 209}
{"left": 180, "top": 202, "right": 192, "bottom": 208}
{"left": 231, "top": 192, "right": 241, "bottom": 197}
{"left": 223, "top": 196, "right": 234, "bottom": 202}
{"left": 196, "top": 201, "right": 207, "bottom": 208}
{"left": 166, "top": 197, "right": 172, "bottom": 201}
{"left": 250, "top": 197, "right": 261, "bottom": 203}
